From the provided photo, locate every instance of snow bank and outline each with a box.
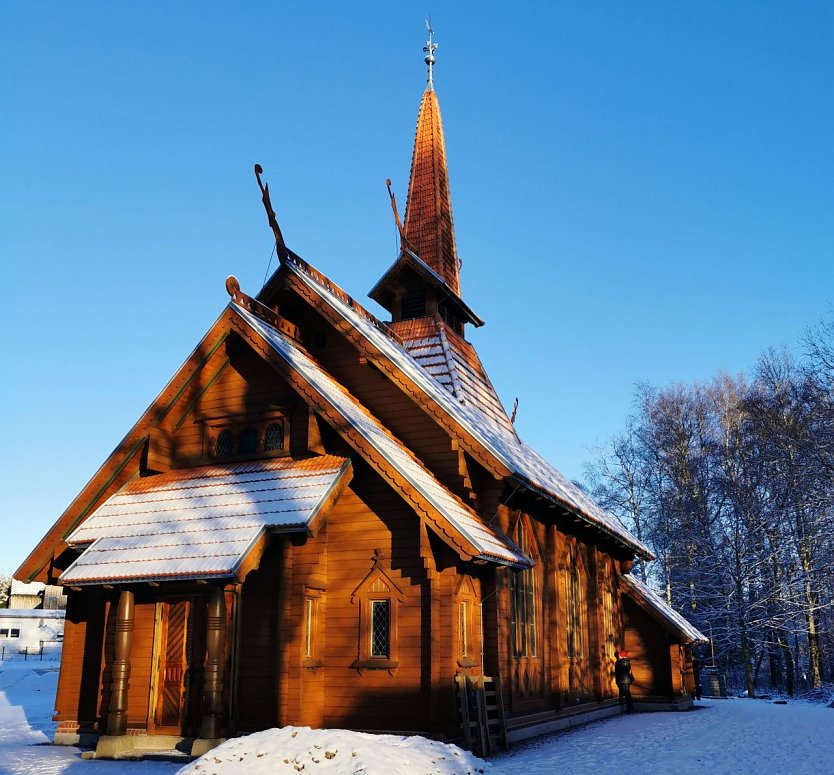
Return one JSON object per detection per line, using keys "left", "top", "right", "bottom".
{"left": 178, "top": 726, "right": 490, "bottom": 775}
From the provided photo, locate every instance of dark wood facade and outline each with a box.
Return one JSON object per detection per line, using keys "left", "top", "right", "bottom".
{"left": 19, "top": 67, "right": 703, "bottom": 756}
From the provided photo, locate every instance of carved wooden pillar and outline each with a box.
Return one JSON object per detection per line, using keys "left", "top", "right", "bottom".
{"left": 106, "top": 589, "right": 134, "bottom": 736}
{"left": 200, "top": 587, "right": 226, "bottom": 739}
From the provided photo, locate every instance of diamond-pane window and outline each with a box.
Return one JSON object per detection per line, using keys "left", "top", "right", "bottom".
{"left": 215, "top": 429, "right": 234, "bottom": 458}
{"left": 264, "top": 422, "right": 284, "bottom": 451}
{"left": 238, "top": 426, "right": 259, "bottom": 455}
{"left": 370, "top": 600, "right": 390, "bottom": 658}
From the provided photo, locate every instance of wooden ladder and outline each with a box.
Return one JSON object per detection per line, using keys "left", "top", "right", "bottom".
{"left": 455, "top": 673, "right": 507, "bottom": 756}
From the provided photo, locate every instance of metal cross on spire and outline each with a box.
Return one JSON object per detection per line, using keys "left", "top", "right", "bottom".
{"left": 423, "top": 19, "right": 438, "bottom": 88}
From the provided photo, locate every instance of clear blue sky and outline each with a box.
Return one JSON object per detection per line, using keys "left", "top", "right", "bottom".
{"left": 2, "top": 2, "right": 833, "bottom": 575}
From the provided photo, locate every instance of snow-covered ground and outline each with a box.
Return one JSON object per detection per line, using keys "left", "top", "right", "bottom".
{"left": 2, "top": 659, "right": 832, "bottom": 775}
{"left": 493, "top": 697, "right": 834, "bottom": 775}
{"left": 0, "top": 660, "right": 179, "bottom": 774}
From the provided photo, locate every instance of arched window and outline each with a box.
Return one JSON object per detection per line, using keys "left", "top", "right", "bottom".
{"left": 214, "top": 429, "right": 234, "bottom": 458}
{"left": 509, "top": 521, "right": 537, "bottom": 658}
{"left": 263, "top": 422, "right": 284, "bottom": 452}
{"left": 565, "top": 545, "right": 585, "bottom": 660}
{"left": 601, "top": 561, "right": 615, "bottom": 655}
{"left": 455, "top": 575, "right": 480, "bottom": 667}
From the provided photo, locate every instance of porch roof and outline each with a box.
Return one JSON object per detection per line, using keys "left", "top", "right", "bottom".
{"left": 59, "top": 455, "right": 351, "bottom": 585}
{"left": 620, "top": 573, "right": 708, "bottom": 645}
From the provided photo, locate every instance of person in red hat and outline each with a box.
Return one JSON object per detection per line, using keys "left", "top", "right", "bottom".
{"left": 615, "top": 649, "right": 635, "bottom": 712}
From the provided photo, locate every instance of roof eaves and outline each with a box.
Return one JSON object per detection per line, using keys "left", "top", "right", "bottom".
{"left": 510, "top": 474, "right": 656, "bottom": 561}
{"left": 619, "top": 573, "right": 708, "bottom": 645}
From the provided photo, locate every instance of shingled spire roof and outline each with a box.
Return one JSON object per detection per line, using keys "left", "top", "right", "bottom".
{"left": 402, "top": 85, "right": 461, "bottom": 296}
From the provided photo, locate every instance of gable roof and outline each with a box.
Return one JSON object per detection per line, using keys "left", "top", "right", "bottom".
{"left": 283, "top": 254, "right": 654, "bottom": 560}
{"left": 61, "top": 456, "right": 351, "bottom": 586}
{"left": 228, "top": 302, "right": 529, "bottom": 568}
{"left": 16, "top": 311, "right": 235, "bottom": 582}
{"left": 620, "top": 573, "right": 708, "bottom": 645}
{"left": 19, "top": 293, "right": 529, "bottom": 583}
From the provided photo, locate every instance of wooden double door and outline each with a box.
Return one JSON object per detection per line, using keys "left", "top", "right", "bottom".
{"left": 152, "top": 597, "right": 207, "bottom": 735}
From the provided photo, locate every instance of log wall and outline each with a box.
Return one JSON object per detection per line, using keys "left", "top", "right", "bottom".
{"left": 622, "top": 596, "right": 672, "bottom": 697}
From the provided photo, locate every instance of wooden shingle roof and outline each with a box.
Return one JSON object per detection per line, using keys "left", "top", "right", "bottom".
{"left": 403, "top": 87, "right": 460, "bottom": 295}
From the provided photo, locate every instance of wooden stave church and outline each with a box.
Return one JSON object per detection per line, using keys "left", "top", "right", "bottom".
{"left": 18, "top": 46, "right": 706, "bottom": 757}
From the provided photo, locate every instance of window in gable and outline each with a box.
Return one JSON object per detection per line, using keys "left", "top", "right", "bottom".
{"left": 264, "top": 422, "right": 285, "bottom": 451}
{"left": 215, "top": 429, "right": 234, "bottom": 458}
{"left": 205, "top": 413, "right": 289, "bottom": 462}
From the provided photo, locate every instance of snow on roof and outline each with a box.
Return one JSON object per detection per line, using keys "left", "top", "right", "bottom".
{"left": 286, "top": 257, "right": 654, "bottom": 560}
{"left": 60, "top": 456, "right": 351, "bottom": 585}
{"left": 9, "top": 580, "right": 45, "bottom": 596}
{"left": 232, "top": 305, "right": 529, "bottom": 568}
{"left": 392, "top": 318, "right": 516, "bottom": 436}
{"left": 620, "top": 573, "right": 708, "bottom": 645}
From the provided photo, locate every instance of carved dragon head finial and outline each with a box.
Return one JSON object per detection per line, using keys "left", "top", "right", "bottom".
{"left": 254, "top": 163, "right": 288, "bottom": 260}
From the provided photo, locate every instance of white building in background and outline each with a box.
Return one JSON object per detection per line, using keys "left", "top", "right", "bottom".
{"left": 0, "top": 608, "right": 64, "bottom": 656}
{"left": 9, "top": 579, "right": 67, "bottom": 610}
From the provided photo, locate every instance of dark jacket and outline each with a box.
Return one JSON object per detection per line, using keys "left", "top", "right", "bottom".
{"left": 615, "top": 657, "right": 634, "bottom": 687}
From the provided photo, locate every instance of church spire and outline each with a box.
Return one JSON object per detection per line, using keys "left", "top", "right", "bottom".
{"left": 369, "top": 25, "right": 481, "bottom": 330}
{"left": 402, "top": 26, "right": 461, "bottom": 296}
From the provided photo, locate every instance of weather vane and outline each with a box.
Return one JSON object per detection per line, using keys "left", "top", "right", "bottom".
{"left": 423, "top": 19, "right": 438, "bottom": 88}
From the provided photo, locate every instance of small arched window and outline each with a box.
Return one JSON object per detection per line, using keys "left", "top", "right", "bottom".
{"left": 238, "top": 426, "right": 259, "bottom": 455}
{"left": 264, "top": 422, "right": 285, "bottom": 452}
{"left": 215, "top": 429, "right": 234, "bottom": 458}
